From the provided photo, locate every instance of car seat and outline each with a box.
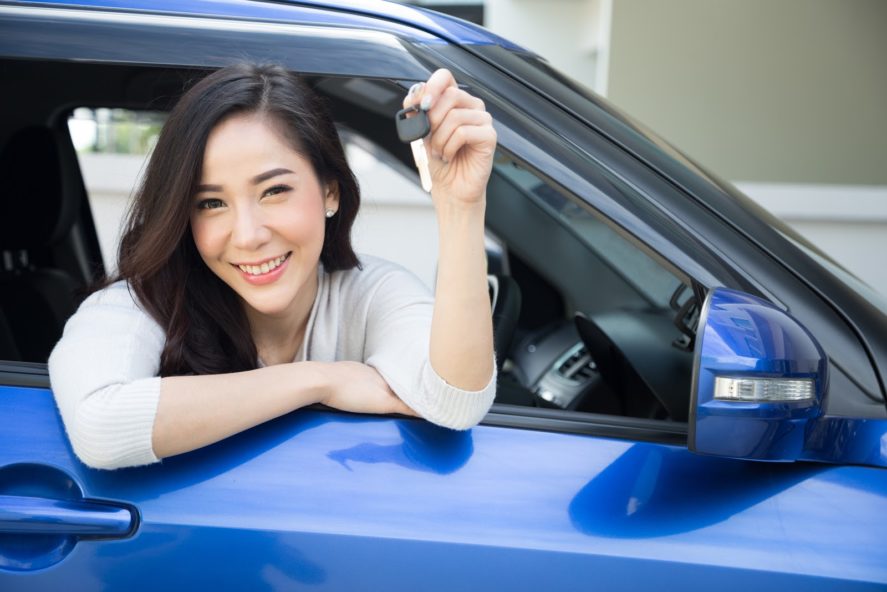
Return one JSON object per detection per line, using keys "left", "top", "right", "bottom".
{"left": 0, "top": 126, "right": 85, "bottom": 362}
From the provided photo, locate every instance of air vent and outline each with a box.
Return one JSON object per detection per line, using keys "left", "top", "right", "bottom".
{"left": 556, "top": 345, "right": 597, "bottom": 383}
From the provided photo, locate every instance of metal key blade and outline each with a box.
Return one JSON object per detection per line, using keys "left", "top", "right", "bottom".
{"left": 396, "top": 105, "right": 432, "bottom": 192}
{"left": 411, "top": 138, "right": 432, "bottom": 193}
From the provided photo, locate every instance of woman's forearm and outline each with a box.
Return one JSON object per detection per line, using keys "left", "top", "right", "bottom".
{"left": 152, "top": 362, "right": 326, "bottom": 459}
{"left": 407, "top": 69, "right": 497, "bottom": 392}
{"left": 429, "top": 200, "right": 495, "bottom": 391}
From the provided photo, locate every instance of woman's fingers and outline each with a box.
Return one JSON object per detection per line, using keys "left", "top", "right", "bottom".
{"left": 401, "top": 68, "right": 495, "bottom": 203}
{"left": 403, "top": 70, "right": 481, "bottom": 122}
{"left": 441, "top": 125, "right": 497, "bottom": 166}
{"left": 406, "top": 74, "right": 492, "bottom": 162}
{"left": 425, "top": 86, "right": 483, "bottom": 128}
{"left": 403, "top": 81, "right": 425, "bottom": 109}
{"left": 418, "top": 68, "right": 458, "bottom": 108}
{"left": 402, "top": 68, "right": 489, "bottom": 137}
{"left": 402, "top": 68, "right": 456, "bottom": 109}
{"left": 427, "top": 108, "right": 494, "bottom": 162}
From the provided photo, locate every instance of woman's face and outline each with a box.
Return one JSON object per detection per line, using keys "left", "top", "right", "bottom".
{"left": 190, "top": 112, "right": 338, "bottom": 320}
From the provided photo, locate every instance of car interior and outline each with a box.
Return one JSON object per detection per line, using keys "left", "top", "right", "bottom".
{"left": 0, "top": 58, "right": 700, "bottom": 427}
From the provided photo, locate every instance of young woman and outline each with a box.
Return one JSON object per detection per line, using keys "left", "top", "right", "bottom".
{"left": 49, "top": 64, "right": 496, "bottom": 470}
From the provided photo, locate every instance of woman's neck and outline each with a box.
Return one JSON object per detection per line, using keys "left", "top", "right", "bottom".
{"left": 246, "top": 270, "right": 319, "bottom": 366}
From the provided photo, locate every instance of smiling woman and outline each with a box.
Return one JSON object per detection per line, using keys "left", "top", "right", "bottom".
{"left": 190, "top": 114, "right": 337, "bottom": 365}
{"left": 47, "top": 63, "right": 497, "bottom": 469}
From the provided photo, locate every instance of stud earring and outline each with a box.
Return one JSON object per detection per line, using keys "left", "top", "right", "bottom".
{"left": 325, "top": 209, "right": 336, "bottom": 218}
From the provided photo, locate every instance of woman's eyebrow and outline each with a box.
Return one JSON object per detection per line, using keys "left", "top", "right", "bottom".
{"left": 195, "top": 183, "right": 222, "bottom": 194}
{"left": 194, "top": 168, "right": 294, "bottom": 194}
{"left": 252, "top": 168, "right": 294, "bottom": 185}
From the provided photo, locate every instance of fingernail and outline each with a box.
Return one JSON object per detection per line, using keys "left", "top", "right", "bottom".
{"left": 420, "top": 95, "right": 432, "bottom": 111}
{"left": 408, "top": 82, "right": 422, "bottom": 97}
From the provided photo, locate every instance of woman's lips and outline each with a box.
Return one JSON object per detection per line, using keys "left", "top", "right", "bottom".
{"left": 233, "top": 252, "right": 291, "bottom": 285}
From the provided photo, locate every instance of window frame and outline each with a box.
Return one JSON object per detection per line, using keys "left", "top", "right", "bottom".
{"left": 0, "top": 3, "right": 700, "bottom": 446}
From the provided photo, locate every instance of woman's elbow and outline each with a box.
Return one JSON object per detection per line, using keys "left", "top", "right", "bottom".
{"left": 64, "top": 397, "right": 160, "bottom": 470}
{"left": 430, "top": 413, "right": 486, "bottom": 431}
{"left": 62, "top": 420, "right": 126, "bottom": 469}
{"left": 68, "top": 440, "right": 130, "bottom": 470}
{"left": 422, "top": 389, "right": 495, "bottom": 431}
{"left": 65, "top": 424, "right": 133, "bottom": 470}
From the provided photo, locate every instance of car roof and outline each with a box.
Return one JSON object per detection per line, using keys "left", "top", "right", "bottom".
{"left": 22, "top": 0, "right": 528, "bottom": 50}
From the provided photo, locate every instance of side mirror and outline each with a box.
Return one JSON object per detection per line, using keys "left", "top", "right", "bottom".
{"left": 689, "top": 288, "right": 827, "bottom": 461}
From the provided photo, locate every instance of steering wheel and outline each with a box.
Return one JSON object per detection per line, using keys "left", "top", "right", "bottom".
{"left": 488, "top": 274, "right": 521, "bottom": 371}
{"left": 574, "top": 312, "right": 671, "bottom": 420}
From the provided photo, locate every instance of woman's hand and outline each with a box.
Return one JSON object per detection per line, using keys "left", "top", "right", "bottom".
{"left": 401, "top": 69, "right": 496, "bottom": 393}
{"left": 404, "top": 69, "right": 497, "bottom": 209}
{"left": 319, "top": 361, "right": 418, "bottom": 416}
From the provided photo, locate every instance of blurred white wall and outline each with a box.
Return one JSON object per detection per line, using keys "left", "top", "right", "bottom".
{"left": 486, "top": 0, "right": 887, "bottom": 297}
{"left": 486, "top": 0, "right": 612, "bottom": 93}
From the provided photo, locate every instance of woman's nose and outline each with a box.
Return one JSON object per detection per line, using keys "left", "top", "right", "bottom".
{"left": 231, "top": 203, "right": 272, "bottom": 250}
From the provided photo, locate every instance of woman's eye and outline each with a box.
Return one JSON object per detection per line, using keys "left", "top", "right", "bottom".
{"left": 262, "top": 184, "right": 291, "bottom": 198}
{"left": 196, "top": 198, "right": 225, "bottom": 210}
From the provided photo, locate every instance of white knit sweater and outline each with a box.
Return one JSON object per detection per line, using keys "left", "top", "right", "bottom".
{"left": 48, "top": 256, "right": 496, "bottom": 469}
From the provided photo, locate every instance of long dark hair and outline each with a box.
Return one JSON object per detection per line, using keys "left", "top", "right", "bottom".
{"left": 116, "top": 64, "right": 360, "bottom": 376}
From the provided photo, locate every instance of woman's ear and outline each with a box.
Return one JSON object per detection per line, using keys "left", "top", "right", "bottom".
{"left": 324, "top": 181, "right": 340, "bottom": 214}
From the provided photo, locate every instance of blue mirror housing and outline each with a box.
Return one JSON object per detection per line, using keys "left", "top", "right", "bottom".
{"left": 690, "top": 288, "right": 828, "bottom": 461}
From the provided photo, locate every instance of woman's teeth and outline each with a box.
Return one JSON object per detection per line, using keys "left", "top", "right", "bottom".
{"left": 238, "top": 253, "right": 288, "bottom": 276}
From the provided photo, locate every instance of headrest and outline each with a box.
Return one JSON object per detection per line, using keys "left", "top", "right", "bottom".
{"left": 0, "top": 126, "right": 81, "bottom": 249}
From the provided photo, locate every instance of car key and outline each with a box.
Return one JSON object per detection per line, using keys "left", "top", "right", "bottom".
{"left": 395, "top": 105, "right": 432, "bottom": 192}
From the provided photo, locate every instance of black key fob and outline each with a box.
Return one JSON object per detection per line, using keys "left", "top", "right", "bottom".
{"left": 395, "top": 105, "right": 430, "bottom": 143}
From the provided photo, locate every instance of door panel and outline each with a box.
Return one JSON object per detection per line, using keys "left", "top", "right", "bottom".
{"left": 2, "top": 385, "right": 885, "bottom": 589}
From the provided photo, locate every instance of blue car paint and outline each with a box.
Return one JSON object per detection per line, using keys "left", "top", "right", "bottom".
{"left": 1, "top": 387, "right": 886, "bottom": 589}
{"left": 21, "top": 0, "right": 525, "bottom": 49}
{"left": 803, "top": 416, "right": 887, "bottom": 466}
{"left": 691, "top": 288, "right": 887, "bottom": 466}
{"left": 692, "top": 288, "right": 826, "bottom": 460}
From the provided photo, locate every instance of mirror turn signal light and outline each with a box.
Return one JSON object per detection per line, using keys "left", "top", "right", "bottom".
{"left": 714, "top": 376, "right": 814, "bottom": 402}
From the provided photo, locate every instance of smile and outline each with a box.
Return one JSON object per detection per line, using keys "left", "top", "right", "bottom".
{"left": 235, "top": 252, "right": 291, "bottom": 277}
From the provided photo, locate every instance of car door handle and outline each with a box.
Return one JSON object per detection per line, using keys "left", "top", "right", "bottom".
{"left": 0, "top": 494, "right": 134, "bottom": 537}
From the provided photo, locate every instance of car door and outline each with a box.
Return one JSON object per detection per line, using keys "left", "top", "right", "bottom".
{"left": 2, "top": 2, "right": 886, "bottom": 591}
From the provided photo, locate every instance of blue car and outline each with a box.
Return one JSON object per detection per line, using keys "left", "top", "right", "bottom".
{"left": 1, "top": 1, "right": 885, "bottom": 589}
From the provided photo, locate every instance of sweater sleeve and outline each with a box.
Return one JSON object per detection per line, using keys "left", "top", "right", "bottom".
{"left": 361, "top": 260, "right": 496, "bottom": 430}
{"left": 48, "top": 282, "right": 164, "bottom": 469}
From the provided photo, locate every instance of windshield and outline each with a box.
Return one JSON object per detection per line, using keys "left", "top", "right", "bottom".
{"left": 495, "top": 157, "right": 683, "bottom": 308}
{"left": 779, "top": 231, "right": 887, "bottom": 318}
{"left": 476, "top": 46, "right": 887, "bottom": 321}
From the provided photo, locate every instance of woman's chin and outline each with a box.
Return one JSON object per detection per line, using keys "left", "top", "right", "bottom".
{"left": 221, "top": 258, "right": 318, "bottom": 320}
{"left": 233, "top": 276, "right": 315, "bottom": 320}
{"left": 240, "top": 295, "right": 297, "bottom": 318}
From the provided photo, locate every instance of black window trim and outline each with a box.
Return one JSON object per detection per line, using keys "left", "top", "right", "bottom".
{"left": 0, "top": 362, "right": 50, "bottom": 389}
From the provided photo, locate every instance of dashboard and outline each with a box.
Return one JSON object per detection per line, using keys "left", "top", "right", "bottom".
{"left": 501, "top": 309, "right": 694, "bottom": 422}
